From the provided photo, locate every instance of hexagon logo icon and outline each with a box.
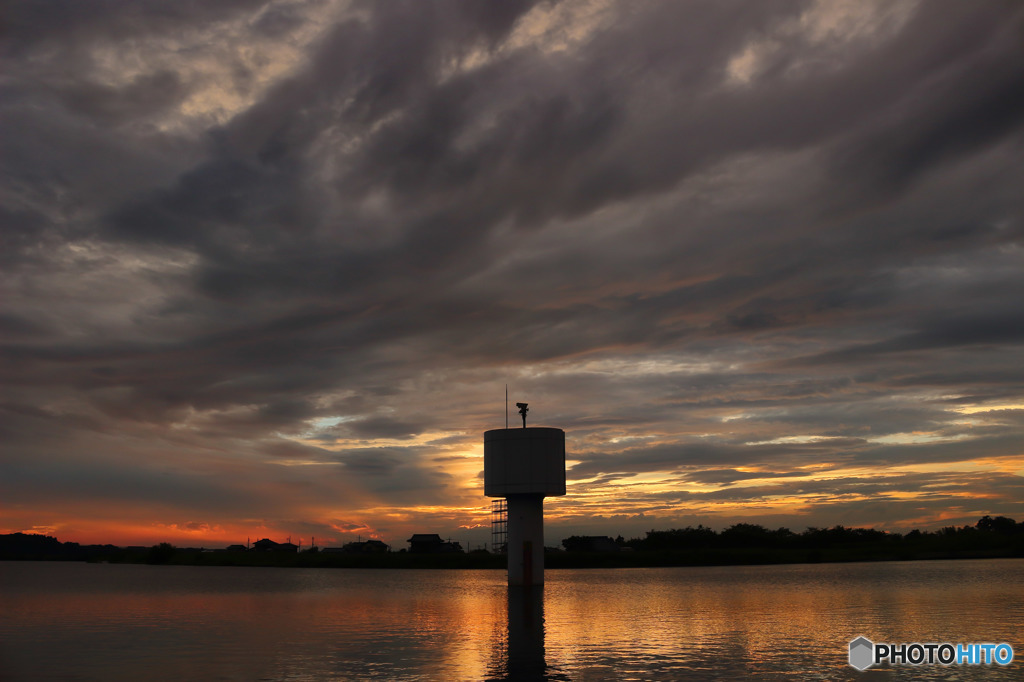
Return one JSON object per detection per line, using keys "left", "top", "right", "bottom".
{"left": 849, "top": 636, "right": 874, "bottom": 671}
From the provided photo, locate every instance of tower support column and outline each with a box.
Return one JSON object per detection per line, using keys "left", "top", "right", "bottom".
{"left": 506, "top": 495, "right": 545, "bottom": 586}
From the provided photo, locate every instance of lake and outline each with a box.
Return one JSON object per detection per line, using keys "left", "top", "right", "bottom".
{"left": 1, "top": 558, "right": 1021, "bottom": 680}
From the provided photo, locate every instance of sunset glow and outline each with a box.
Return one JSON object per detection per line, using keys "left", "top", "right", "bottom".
{"left": 2, "top": 1, "right": 1023, "bottom": 550}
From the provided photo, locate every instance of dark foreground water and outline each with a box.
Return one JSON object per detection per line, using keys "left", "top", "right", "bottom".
{"left": 1, "top": 558, "right": 1021, "bottom": 680}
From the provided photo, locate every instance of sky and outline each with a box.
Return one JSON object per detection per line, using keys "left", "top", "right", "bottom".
{"left": 3, "top": 0, "right": 1024, "bottom": 550}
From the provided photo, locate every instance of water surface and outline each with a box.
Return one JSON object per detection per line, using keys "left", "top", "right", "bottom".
{"left": 1, "top": 559, "right": 1020, "bottom": 680}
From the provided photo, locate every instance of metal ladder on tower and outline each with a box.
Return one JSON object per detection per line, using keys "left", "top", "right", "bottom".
{"left": 490, "top": 499, "right": 508, "bottom": 554}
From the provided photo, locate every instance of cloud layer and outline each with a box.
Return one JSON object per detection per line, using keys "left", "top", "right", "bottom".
{"left": 3, "top": 0, "right": 1023, "bottom": 548}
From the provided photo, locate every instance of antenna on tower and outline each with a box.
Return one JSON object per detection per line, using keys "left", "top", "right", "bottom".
{"left": 505, "top": 384, "right": 508, "bottom": 429}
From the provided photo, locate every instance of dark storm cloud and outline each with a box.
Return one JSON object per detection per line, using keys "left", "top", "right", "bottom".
{"left": 780, "top": 306, "right": 1024, "bottom": 370}
{"left": 1, "top": 0, "right": 271, "bottom": 53}
{"left": 2, "top": 0, "right": 1023, "bottom": 544}
{"left": 566, "top": 439, "right": 830, "bottom": 480}
{"left": 57, "top": 71, "right": 191, "bottom": 126}
{"left": 828, "top": 24, "right": 1024, "bottom": 200}
{"left": 681, "top": 468, "right": 810, "bottom": 486}
{"left": 344, "top": 416, "right": 432, "bottom": 440}
{"left": 1, "top": 456, "right": 255, "bottom": 512}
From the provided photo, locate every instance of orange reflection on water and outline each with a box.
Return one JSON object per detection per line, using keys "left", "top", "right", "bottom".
{"left": 4, "top": 560, "right": 1023, "bottom": 679}
{"left": 541, "top": 566, "right": 865, "bottom": 676}
{"left": 1, "top": 564, "right": 511, "bottom": 681}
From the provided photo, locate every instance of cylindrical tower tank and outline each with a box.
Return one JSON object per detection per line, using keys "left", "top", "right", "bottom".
{"left": 484, "top": 427, "right": 566, "bottom": 585}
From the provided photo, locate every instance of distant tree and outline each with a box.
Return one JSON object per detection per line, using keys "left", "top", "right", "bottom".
{"left": 146, "top": 542, "right": 175, "bottom": 564}
{"left": 977, "top": 516, "right": 1018, "bottom": 534}
{"left": 720, "top": 523, "right": 772, "bottom": 547}
{"left": 562, "top": 536, "right": 589, "bottom": 552}
{"left": 771, "top": 527, "right": 796, "bottom": 541}
{"left": 638, "top": 526, "right": 717, "bottom": 551}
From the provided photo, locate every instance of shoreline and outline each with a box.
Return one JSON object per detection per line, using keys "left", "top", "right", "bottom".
{"left": 2, "top": 546, "right": 1021, "bottom": 570}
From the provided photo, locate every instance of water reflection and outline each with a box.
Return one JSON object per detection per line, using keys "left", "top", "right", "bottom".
{"left": 1, "top": 560, "right": 1021, "bottom": 680}
{"left": 489, "top": 586, "right": 549, "bottom": 680}
{"left": 539, "top": 562, "right": 1024, "bottom": 680}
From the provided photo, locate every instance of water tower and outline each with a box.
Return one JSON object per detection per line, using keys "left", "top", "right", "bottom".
{"left": 484, "top": 403, "right": 566, "bottom": 586}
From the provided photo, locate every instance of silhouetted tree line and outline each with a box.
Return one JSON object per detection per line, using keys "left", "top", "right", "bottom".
{"left": 0, "top": 534, "right": 210, "bottom": 564}
{"left": 0, "top": 533, "right": 505, "bottom": 568}
{"left": 550, "top": 516, "right": 1024, "bottom": 567}
{"left": 2, "top": 516, "right": 1022, "bottom": 568}
{"left": 0, "top": 532, "right": 123, "bottom": 562}
{"left": 619, "top": 516, "right": 1024, "bottom": 553}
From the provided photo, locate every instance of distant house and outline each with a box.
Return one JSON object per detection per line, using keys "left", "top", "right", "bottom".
{"left": 252, "top": 538, "right": 278, "bottom": 551}
{"left": 251, "top": 538, "right": 299, "bottom": 553}
{"left": 341, "top": 539, "right": 390, "bottom": 553}
{"left": 562, "top": 535, "right": 620, "bottom": 552}
{"left": 225, "top": 544, "right": 247, "bottom": 552}
{"left": 408, "top": 533, "right": 442, "bottom": 552}
{"left": 407, "top": 533, "right": 463, "bottom": 553}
